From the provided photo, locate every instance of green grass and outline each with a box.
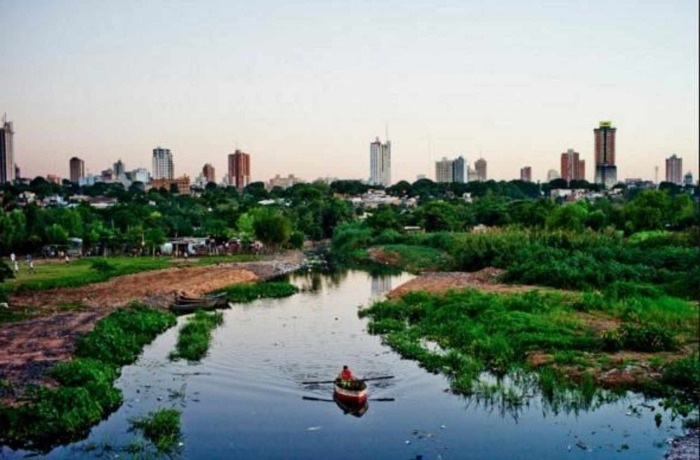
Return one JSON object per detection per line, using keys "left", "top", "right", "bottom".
{"left": 170, "top": 310, "right": 224, "bottom": 361}
{"left": 2, "top": 257, "right": 172, "bottom": 293}
{"left": 129, "top": 408, "right": 182, "bottom": 454}
{"left": 216, "top": 282, "right": 299, "bottom": 303}
{"left": 377, "top": 244, "right": 453, "bottom": 272}
{"left": 360, "top": 287, "right": 699, "bottom": 409}
{"left": 0, "top": 303, "right": 176, "bottom": 450}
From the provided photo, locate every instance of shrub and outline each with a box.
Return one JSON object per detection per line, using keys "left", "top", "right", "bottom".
{"left": 89, "top": 258, "right": 116, "bottom": 274}
{"left": 130, "top": 408, "right": 182, "bottom": 454}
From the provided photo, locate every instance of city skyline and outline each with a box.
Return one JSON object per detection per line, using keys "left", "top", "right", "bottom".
{"left": 0, "top": 1, "right": 697, "bottom": 183}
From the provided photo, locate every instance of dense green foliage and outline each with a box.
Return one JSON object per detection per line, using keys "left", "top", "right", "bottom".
{"left": 129, "top": 408, "right": 182, "bottom": 454}
{"left": 0, "top": 304, "right": 176, "bottom": 450}
{"left": 361, "top": 287, "right": 698, "bottom": 408}
{"left": 170, "top": 310, "right": 224, "bottom": 361}
{"left": 216, "top": 282, "right": 299, "bottom": 303}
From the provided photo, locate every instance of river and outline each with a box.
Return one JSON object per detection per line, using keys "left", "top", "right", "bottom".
{"left": 3, "top": 269, "right": 685, "bottom": 459}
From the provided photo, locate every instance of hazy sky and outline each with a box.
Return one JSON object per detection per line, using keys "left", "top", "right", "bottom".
{"left": 1, "top": 0, "right": 697, "bottom": 184}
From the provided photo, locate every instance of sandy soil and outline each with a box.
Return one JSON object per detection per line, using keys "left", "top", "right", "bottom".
{"left": 0, "top": 251, "right": 303, "bottom": 403}
{"left": 387, "top": 268, "right": 537, "bottom": 299}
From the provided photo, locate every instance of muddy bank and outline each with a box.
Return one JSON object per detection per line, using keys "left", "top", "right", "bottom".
{"left": 0, "top": 251, "right": 304, "bottom": 403}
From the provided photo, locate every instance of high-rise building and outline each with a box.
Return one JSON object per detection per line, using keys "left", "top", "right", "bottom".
{"left": 453, "top": 156, "right": 467, "bottom": 183}
{"left": 594, "top": 121, "right": 617, "bottom": 189}
{"left": 560, "top": 148, "right": 585, "bottom": 183}
{"left": 228, "top": 149, "right": 251, "bottom": 191}
{"left": 69, "top": 157, "right": 85, "bottom": 183}
{"left": 113, "top": 159, "right": 125, "bottom": 178}
{"left": 202, "top": 163, "right": 216, "bottom": 184}
{"left": 665, "top": 154, "right": 682, "bottom": 185}
{"left": 152, "top": 147, "right": 174, "bottom": 180}
{"left": 546, "top": 169, "right": 560, "bottom": 182}
{"left": 435, "top": 157, "right": 454, "bottom": 183}
{"left": 474, "top": 158, "right": 487, "bottom": 181}
{"left": 520, "top": 166, "right": 532, "bottom": 182}
{"left": 0, "top": 117, "right": 15, "bottom": 184}
{"left": 369, "top": 137, "right": 391, "bottom": 187}
{"left": 683, "top": 171, "right": 694, "bottom": 186}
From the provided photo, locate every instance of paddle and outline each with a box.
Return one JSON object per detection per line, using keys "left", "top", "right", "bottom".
{"left": 302, "top": 375, "right": 394, "bottom": 385}
{"left": 302, "top": 396, "right": 396, "bottom": 402}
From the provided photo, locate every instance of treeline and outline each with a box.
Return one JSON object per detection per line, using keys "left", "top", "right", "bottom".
{"left": 1, "top": 177, "right": 697, "bottom": 259}
{"left": 0, "top": 179, "right": 355, "bottom": 256}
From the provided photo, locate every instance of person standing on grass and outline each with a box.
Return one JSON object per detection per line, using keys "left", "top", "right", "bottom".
{"left": 13, "top": 260, "right": 19, "bottom": 274}
{"left": 28, "top": 259, "right": 35, "bottom": 274}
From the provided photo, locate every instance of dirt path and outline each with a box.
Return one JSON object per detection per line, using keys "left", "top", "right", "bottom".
{"left": 0, "top": 251, "right": 304, "bottom": 402}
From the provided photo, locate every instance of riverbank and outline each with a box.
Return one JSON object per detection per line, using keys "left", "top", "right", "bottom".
{"left": 0, "top": 250, "right": 304, "bottom": 404}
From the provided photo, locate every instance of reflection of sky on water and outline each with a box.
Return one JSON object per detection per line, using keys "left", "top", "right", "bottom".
{"left": 371, "top": 275, "right": 393, "bottom": 299}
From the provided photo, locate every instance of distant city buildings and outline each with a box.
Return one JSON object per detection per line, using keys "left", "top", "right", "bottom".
{"left": 453, "top": 156, "right": 467, "bottom": 183}
{"left": 546, "top": 169, "right": 560, "bottom": 182}
{"left": 202, "top": 163, "right": 215, "bottom": 184}
{"left": 684, "top": 171, "right": 694, "bottom": 186}
{"left": 268, "top": 174, "right": 302, "bottom": 190}
{"left": 435, "top": 156, "right": 470, "bottom": 183}
{"left": 69, "top": 157, "right": 84, "bottom": 183}
{"left": 665, "top": 154, "right": 682, "bottom": 185}
{"left": 594, "top": 121, "right": 617, "bottom": 189}
{"left": 474, "top": 158, "right": 487, "bottom": 181}
{"left": 113, "top": 159, "right": 125, "bottom": 178}
{"left": 46, "top": 174, "right": 61, "bottom": 184}
{"left": 152, "top": 147, "right": 174, "bottom": 180}
{"left": 520, "top": 166, "right": 532, "bottom": 182}
{"left": 228, "top": 149, "right": 250, "bottom": 191}
{"left": 369, "top": 137, "right": 391, "bottom": 187}
{"left": 0, "top": 117, "right": 15, "bottom": 184}
{"left": 435, "top": 157, "right": 454, "bottom": 183}
{"left": 560, "top": 148, "right": 585, "bottom": 183}
{"left": 151, "top": 176, "right": 191, "bottom": 195}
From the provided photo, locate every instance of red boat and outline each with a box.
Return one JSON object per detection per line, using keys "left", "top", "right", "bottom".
{"left": 333, "top": 378, "right": 368, "bottom": 403}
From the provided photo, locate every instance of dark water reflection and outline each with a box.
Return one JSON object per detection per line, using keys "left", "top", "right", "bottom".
{"left": 4, "top": 270, "right": 684, "bottom": 459}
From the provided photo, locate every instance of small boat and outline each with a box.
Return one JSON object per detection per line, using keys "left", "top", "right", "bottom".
{"left": 169, "top": 293, "right": 230, "bottom": 313}
{"left": 333, "top": 378, "right": 368, "bottom": 404}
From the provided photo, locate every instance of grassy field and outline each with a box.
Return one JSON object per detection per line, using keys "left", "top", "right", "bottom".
{"left": 0, "top": 254, "right": 264, "bottom": 297}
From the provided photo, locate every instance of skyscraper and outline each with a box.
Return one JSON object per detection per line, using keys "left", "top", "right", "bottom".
{"left": 435, "top": 157, "right": 454, "bottom": 183}
{"left": 520, "top": 166, "right": 532, "bottom": 182}
{"left": 69, "top": 157, "right": 85, "bottom": 183}
{"left": 202, "top": 163, "right": 216, "bottom": 183}
{"left": 0, "top": 117, "right": 15, "bottom": 184}
{"left": 665, "top": 154, "right": 682, "bottom": 185}
{"left": 594, "top": 121, "right": 617, "bottom": 189}
{"left": 453, "top": 156, "right": 467, "bottom": 183}
{"left": 369, "top": 137, "right": 391, "bottom": 187}
{"left": 560, "top": 148, "right": 585, "bottom": 183}
{"left": 474, "top": 158, "right": 487, "bottom": 181}
{"left": 152, "top": 147, "right": 174, "bottom": 180}
{"left": 228, "top": 149, "right": 250, "bottom": 191}
{"left": 113, "top": 159, "right": 125, "bottom": 178}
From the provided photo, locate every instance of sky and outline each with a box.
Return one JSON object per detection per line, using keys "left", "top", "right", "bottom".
{"left": 1, "top": 0, "right": 698, "bottom": 184}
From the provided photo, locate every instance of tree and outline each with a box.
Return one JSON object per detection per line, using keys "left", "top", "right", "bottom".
{"left": 546, "top": 203, "right": 589, "bottom": 231}
{"left": 45, "top": 223, "right": 69, "bottom": 244}
{"left": 144, "top": 227, "right": 167, "bottom": 255}
{"left": 252, "top": 208, "right": 292, "bottom": 251}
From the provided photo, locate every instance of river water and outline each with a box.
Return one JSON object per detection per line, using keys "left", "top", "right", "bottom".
{"left": 5, "top": 270, "right": 685, "bottom": 459}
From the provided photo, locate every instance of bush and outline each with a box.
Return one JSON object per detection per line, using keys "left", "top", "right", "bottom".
{"left": 170, "top": 310, "right": 224, "bottom": 361}
{"left": 217, "top": 282, "right": 299, "bottom": 303}
{"left": 130, "top": 408, "right": 182, "bottom": 454}
{"left": 89, "top": 258, "right": 116, "bottom": 274}
{"left": 603, "top": 323, "right": 677, "bottom": 352}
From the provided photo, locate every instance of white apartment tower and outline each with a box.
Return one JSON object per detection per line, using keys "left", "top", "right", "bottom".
{"left": 435, "top": 157, "right": 454, "bottom": 183}
{"left": 369, "top": 137, "right": 391, "bottom": 187}
{"left": 152, "top": 147, "right": 174, "bottom": 180}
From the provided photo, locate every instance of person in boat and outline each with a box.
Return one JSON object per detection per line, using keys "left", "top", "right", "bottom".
{"left": 337, "top": 365, "right": 357, "bottom": 388}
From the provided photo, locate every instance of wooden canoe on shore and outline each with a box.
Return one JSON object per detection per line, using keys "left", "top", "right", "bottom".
{"left": 169, "top": 293, "right": 230, "bottom": 313}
